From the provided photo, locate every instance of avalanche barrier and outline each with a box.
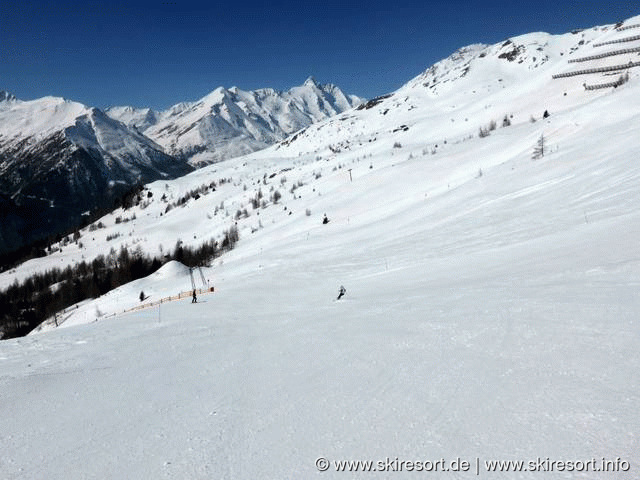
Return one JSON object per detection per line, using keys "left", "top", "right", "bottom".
{"left": 568, "top": 46, "right": 640, "bottom": 63}
{"left": 552, "top": 61, "right": 640, "bottom": 79}
{"left": 593, "top": 34, "right": 640, "bottom": 48}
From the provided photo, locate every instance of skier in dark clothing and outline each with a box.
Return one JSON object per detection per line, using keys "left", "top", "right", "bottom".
{"left": 192, "top": 289, "right": 197, "bottom": 303}
{"left": 337, "top": 285, "right": 346, "bottom": 300}
{"left": 323, "top": 214, "right": 329, "bottom": 224}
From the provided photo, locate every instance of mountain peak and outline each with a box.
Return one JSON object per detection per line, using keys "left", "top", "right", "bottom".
{"left": 132, "top": 78, "right": 361, "bottom": 166}
{"left": 201, "top": 86, "right": 229, "bottom": 104}
{"left": 0, "top": 91, "right": 17, "bottom": 102}
{"left": 304, "top": 76, "right": 319, "bottom": 87}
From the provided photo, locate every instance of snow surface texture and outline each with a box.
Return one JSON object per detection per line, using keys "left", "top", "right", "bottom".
{"left": 106, "top": 77, "right": 363, "bottom": 166}
{"left": 2, "top": 16, "right": 640, "bottom": 479}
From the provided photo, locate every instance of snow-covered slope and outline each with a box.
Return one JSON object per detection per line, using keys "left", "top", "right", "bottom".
{"left": 107, "top": 78, "right": 363, "bottom": 166}
{"left": 1, "top": 15, "right": 640, "bottom": 479}
{"left": 0, "top": 95, "right": 192, "bottom": 253}
{"left": 272, "top": 21, "right": 640, "bottom": 159}
{"left": 105, "top": 105, "right": 160, "bottom": 132}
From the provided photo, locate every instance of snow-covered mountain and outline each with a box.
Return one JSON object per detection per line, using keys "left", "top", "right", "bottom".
{"left": 104, "top": 105, "right": 160, "bottom": 132}
{"left": 0, "top": 90, "right": 17, "bottom": 103}
{"left": 272, "top": 23, "right": 640, "bottom": 158}
{"left": 0, "top": 95, "right": 192, "bottom": 254}
{"left": 4, "top": 15, "right": 640, "bottom": 309}
{"left": 2, "top": 15, "right": 640, "bottom": 479}
{"left": 107, "top": 77, "right": 363, "bottom": 166}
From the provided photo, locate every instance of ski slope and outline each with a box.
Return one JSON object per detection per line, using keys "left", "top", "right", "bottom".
{"left": 1, "top": 16, "right": 640, "bottom": 479}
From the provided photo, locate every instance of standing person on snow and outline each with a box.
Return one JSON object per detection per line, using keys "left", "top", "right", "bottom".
{"left": 337, "top": 285, "right": 346, "bottom": 300}
{"left": 192, "top": 289, "right": 197, "bottom": 303}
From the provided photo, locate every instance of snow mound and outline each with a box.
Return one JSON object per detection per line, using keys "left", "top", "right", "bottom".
{"left": 151, "top": 260, "right": 192, "bottom": 280}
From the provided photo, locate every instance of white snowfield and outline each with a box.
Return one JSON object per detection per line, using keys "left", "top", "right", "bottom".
{"left": 0, "top": 95, "right": 88, "bottom": 140}
{"left": 1, "top": 17, "right": 640, "bottom": 479}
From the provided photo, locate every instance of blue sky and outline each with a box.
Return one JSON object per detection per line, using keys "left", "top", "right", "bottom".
{"left": 1, "top": 1, "right": 638, "bottom": 110}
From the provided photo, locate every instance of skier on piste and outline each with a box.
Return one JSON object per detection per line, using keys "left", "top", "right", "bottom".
{"left": 337, "top": 285, "right": 346, "bottom": 300}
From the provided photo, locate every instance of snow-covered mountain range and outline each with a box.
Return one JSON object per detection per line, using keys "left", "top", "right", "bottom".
{"left": 0, "top": 78, "right": 359, "bottom": 255}
{"left": 1, "top": 15, "right": 640, "bottom": 479}
{"left": 106, "top": 77, "right": 363, "bottom": 166}
{"left": 0, "top": 94, "right": 193, "bottom": 254}
{"left": 271, "top": 24, "right": 640, "bottom": 158}
{"left": 3, "top": 15, "right": 640, "bottom": 299}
